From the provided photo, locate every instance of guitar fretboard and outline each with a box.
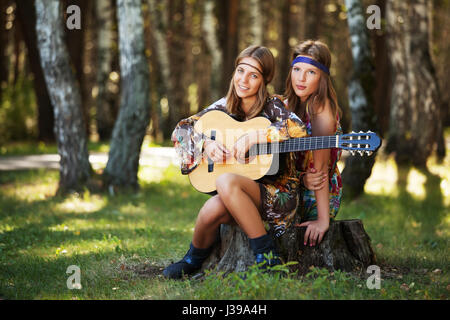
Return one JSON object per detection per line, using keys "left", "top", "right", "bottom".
{"left": 250, "top": 136, "right": 338, "bottom": 155}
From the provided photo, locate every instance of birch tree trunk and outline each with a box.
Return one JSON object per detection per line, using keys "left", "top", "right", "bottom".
{"left": 103, "top": 0, "right": 150, "bottom": 190}
{"left": 64, "top": 0, "right": 90, "bottom": 136}
{"left": 386, "top": 0, "right": 441, "bottom": 167}
{"left": 95, "top": 0, "right": 115, "bottom": 141}
{"left": 341, "top": 0, "right": 377, "bottom": 199}
{"left": 35, "top": 0, "right": 92, "bottom": 194}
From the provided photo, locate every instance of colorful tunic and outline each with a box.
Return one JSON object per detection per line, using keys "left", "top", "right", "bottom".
{"left": 171, "top": 97, "right": 308, "bottom": 238}
{"left": 294, "top": 105, "right": 343, "bottom": 222}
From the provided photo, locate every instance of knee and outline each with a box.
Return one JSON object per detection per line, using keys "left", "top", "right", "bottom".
{"left": 198, "top": 196, "right": 227, "bottom": 226}
{"left": 216, "top": 173, "right": 239, "bottom": 199}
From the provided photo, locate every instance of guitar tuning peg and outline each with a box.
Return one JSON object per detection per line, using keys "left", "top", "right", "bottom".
{"left": 367, "top": 130, "right": 373, "bottom": 133}
{"left": 350, "top": 151, "right": 355, "bottom": 156}
{"left": 366, "top": 151, "right": 373, "bottom": 156}
{"left": 359, "top": 130, "right": 364, "bottom": 133}
{"left": 358, "top": 150, "right": 364, "bottom": 156}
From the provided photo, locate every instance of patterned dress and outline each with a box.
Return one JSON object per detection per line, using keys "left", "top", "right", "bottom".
{"left": 294, "top": 104, "right": 343, "bottom": 222}
{"left": 171, "top": 96, "right": 308, "bottom": 238}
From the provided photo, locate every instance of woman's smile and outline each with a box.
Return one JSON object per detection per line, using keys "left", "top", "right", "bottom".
{"left": 233, "top": 57, "right": 263, "bottom": 100}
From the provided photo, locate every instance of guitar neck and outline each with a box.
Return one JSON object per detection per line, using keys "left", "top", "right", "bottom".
{"left": 251, "top": 136, "right": 338, "bottom": 155}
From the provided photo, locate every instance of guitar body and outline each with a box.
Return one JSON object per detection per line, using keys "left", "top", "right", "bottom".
{"left": 189, "top": 111, "right": 275, "bottom": 193}
{"left": 187, "top": 110, "right": 381, "bottom": 193}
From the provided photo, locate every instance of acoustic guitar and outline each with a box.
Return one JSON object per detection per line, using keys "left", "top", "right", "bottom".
{"left": 188, "top": 110, "right": 381, "bottom": 193}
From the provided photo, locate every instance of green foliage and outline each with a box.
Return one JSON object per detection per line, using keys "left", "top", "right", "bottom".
{"left": 0, "top": 77, "right": 37, "bottom": 146}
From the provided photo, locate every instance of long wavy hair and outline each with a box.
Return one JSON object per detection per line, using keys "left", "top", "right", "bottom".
{"left": 284, "top": 40, "right": 340, "bottom": 121}
{"left": 225, "top": 45, "right": 275, "bottom": 120}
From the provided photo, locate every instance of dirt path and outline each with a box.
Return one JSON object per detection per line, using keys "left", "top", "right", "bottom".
{"left": 0, "top": 147, "right": 179, "bottom": 171}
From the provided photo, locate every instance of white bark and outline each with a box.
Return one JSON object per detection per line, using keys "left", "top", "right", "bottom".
{"left": 35, "top": 0, "right": 91, "bottom": 193}
{"left": 104, "top": 0, "right": 151, "bottom": 188}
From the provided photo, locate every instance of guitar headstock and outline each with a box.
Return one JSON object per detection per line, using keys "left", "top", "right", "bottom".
{"left": 338, "top": 131, "right": 381, "bottom": 156}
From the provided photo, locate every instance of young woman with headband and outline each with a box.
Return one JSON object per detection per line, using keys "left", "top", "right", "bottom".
{"left": 284, "top": 40, "right": 343, "bottom": 247}
{"left": 163, "top": 45, "right": 310, "bottom": 279}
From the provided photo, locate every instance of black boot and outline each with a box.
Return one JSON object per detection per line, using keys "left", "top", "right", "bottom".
{"left": 162, "top": 242, "right": 213, "bottom": 279}
{"left": 249, "top": 234, "right": 281, "bottom": 269}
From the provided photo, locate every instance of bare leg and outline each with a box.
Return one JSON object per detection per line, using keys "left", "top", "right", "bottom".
{"left": 215, "top": 173, "right": 266, "bottom": 238}
{"left": 192, "top": 195, "right": 235, "bottom": 249}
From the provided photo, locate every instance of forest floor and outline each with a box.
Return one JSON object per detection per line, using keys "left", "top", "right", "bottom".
{"left": 0, "top": 138, "right": 449, "bottom": 300}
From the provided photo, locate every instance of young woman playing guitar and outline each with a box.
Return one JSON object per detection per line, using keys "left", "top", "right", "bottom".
{"left": 163, "top": 45, "right": 311, "bottom": 279}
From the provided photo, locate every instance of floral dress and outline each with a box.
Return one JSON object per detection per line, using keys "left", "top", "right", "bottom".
{"left": 171, "top": 96, "right": 308, "bottom": 238}
{"left": 294, "top": 105, "right": 343, "bottom": 222}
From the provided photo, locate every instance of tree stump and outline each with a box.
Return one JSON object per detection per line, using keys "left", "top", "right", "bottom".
{"left": 200, "top": 219, "right": 376, "bottom": 276}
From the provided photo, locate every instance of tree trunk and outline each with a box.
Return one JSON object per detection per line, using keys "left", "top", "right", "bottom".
{"left": 103, "top": 0, "right": 150, "bottom": 190}
{"left": 341, "top": 0, "right": 378, "bottom": 199}
{"left": 201, "top": 220, "right": 376, "bottom": 276}
{"left": 249, "top": 0, "right": 263, "bottom": 45}
{"left": 64, "top": 0, "right": 90, "bottom": 136}
{"left": 15, "top": 0, "right": 55, "bottom": 142}
{"left": 163, "top": 0, "right": 190, "bottom": 137}
{"left": 386, "top": 0, "right": 441, "bottom": 167}
{"left": 372, "top": 0, "right": 391, "bottom": 138}
{"left": 305, "top": 0, "right": 324, "bottom": 39}
{"left": 431, "top": 0, "right": 448, "bottom": 161}
{"left": 35, "top": 0, "right": 92, "bottom": 194}
{"left": 148, "top": 0, "right": 170, "bottom": 140}
{"left": 218, "top": 0, "right": 239, "bottom": 94}
{"left": 94, "top": 0, "right": 116, "bottom": 141}
{"left": 275, "top": 0, "right": 292, "bottom": 94}
{"left": 202, "top": 0, "right": 222, "bottom": 102}
{"left": 0, "top": 0, "right": 9, "bottom": 99}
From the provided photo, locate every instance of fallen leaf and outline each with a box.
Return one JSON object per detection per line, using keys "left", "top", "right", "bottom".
{"left": 400, "top": 283, "right": 410, "bottom": 291}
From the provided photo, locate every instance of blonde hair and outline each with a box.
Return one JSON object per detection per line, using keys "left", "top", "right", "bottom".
{"left": 225, "top": 45, "right": 275, "bottom": 119}
{"left": 284, "top": 40, "right": 340, "bottom": 120}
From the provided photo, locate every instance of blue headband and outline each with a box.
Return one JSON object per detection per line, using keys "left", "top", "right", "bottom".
{"left": 291, "top": 56, "right": 330, "bottom": 75}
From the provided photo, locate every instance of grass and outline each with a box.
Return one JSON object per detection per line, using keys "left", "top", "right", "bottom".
{"left": 0, "top": 144, "right": 448, "bottom": 300}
